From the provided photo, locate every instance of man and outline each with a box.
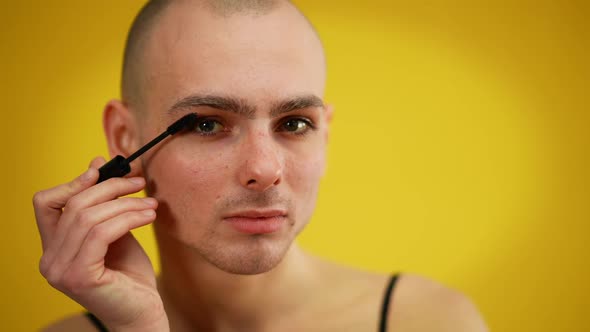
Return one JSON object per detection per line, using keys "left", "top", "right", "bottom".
{"left": 34, "top": 0, "right": 488, "bottom": 331}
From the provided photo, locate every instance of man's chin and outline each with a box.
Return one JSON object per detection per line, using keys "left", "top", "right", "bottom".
{"left": 199, "top": 236, "right": 292, "bottom": 275}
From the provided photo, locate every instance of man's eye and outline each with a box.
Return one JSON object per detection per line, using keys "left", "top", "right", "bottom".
{"left": 194, "top": 118, "right": 224, "bottom": 135}
{"left": 279, "top": 118, "right": 313, "bottom": 134}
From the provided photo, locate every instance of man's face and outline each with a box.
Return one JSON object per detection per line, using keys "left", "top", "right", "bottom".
{"left": 134, "top": 3, "right": 328, "bottom": 274}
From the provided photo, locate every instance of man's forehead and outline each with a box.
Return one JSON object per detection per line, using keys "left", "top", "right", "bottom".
{"left": 122, "top": 0, "right": 325, "bottom": 111}
{"left": 132, "top": 0, "right": 326, "bottom": 119}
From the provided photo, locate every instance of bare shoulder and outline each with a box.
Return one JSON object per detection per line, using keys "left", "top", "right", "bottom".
{"left": 389, "top": 274, "right": 489, "bottom": 332}
{"left": 41, "top": 313, "right": 100, "bottom": 332}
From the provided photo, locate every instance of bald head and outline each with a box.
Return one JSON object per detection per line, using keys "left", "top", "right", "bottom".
{"left": 121, "top": 0, "right": 324, "bottom": 110}
{"left": 121, "top": 0, "right": 170, "bottom": 107}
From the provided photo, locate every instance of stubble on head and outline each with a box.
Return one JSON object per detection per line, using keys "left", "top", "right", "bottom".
{"left": 120, "top": 0, "right": 322, "bottom": 113}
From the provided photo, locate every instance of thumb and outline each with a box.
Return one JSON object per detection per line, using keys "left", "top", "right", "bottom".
{"left": 89, "top": 156, "right": 107, "bottom": 170}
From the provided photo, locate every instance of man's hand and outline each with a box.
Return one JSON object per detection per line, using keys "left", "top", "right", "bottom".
{"left": 33, "top": 157, "right": 169, "bottom": 332}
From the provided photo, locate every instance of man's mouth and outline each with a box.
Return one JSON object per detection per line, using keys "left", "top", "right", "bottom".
{"left": 222, "top": 209, "right": 288, "bottom": 234}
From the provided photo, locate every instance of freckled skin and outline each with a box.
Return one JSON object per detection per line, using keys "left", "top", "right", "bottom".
{"left": 143, "top": 122, "right": 325, "bottom": 273}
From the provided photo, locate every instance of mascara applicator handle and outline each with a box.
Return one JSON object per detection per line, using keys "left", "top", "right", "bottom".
{"left": 95, "top": 113, "right": 198, "bottom": 184}
{"left": 97, "top": 155, "right": 131, "bottom": 183}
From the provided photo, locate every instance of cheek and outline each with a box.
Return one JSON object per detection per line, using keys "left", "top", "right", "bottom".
{"left": 284, "top": 150, "right": 325, "bottom": 228}
{"left": 146, "top": 145, "right": 236, "bottom": 219}
{"left": 285, "top": 148, "right": 325, "bottom": 196}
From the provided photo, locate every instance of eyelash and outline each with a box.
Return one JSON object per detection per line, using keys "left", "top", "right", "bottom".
{"left": 193, "top": 117, "right": 227, "bottom": 136}
{"left": 276, "top": 117, "right": 316, "bottom": 136}
{"left": 191, "top": 116, "right": 317, "bottom": 137}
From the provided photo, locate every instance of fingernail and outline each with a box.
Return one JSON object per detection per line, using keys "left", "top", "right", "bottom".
{"left": 142, "top": 210, "right": 155, "bottom": 217}
{"left": 143, "top": 198, "right": 157, "bottom": 206}
{"left": 128, "top": 177, "right": 144, "bottom": 185}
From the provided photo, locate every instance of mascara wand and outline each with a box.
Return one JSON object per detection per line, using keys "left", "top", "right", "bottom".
{"left": 97, "top": 113, "right": 198, "bottom": 183}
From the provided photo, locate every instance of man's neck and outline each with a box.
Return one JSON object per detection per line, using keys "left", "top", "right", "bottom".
{"left": 154, "top": 230, "right": 321, "bottom": 332}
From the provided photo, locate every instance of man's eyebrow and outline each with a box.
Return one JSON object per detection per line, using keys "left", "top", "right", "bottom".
{"left": 167, "top": 94, "right": 324, "bottom": 118}
{"left": 270, "top": 95, "right": 325, "bottom": 117}
{"left": 167, "top": 94, "right": 256, "bottom": 118}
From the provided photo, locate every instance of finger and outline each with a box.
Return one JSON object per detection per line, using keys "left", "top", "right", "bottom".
{"left": 69, "top": 209, "right": 157, "bottom": 281}
{"left": 63, "top": 177, "right": 147, "bottom": 215}
{"left": 33, "top": 154, "right": 108, "bottom": 243}
{"left": 44, "top": 177, "right": 147, "bottom": 264}
{"left": 89, "top": 156, "right": 107, "bottom": 170}
{"left": 33, "top": 167, "right": 99, "bottom": 249}
{"left": 50, "top": 197, "right": 158, "bottom": 271}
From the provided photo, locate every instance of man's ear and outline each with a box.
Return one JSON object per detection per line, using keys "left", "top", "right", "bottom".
{"left": 103, "top": 99, "right": 142, "bottom": 176}
{"left": 324, "top": 103, "right": 334, "bottom": 143}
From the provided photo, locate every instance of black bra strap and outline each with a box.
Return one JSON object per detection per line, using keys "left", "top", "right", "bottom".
{"left": 85, "top": 312, "right": 109, "bottom": 332}
{"left": 379, "top": 274, "right": 400, "bottom": 332}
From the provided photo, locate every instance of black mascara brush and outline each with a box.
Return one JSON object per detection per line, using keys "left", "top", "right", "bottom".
{"left": 97, "top": 113, "right": 198, "bottom": 183}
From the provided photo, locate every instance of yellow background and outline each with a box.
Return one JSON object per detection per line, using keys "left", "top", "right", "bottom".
{"left": 1, "top": 1, "right": 588, "bottom": 331}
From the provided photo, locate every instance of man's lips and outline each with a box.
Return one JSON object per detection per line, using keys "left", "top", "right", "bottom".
{"left": 223, "top": 210, "right": 287, "bottom": 234}
{"left": 224, "top": 209, "right": 287, "bottom": 219}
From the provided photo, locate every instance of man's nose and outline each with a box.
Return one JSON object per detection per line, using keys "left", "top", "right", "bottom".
{"left": 238, "top": 132, "right": 283, "bottom": 192}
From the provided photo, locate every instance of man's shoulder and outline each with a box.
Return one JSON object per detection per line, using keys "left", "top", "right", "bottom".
{"left": 391, "top": 274, "right": 489, "bottom": 332}
{"left": 41, "top": 313, "right": 100, "bottom": 332}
